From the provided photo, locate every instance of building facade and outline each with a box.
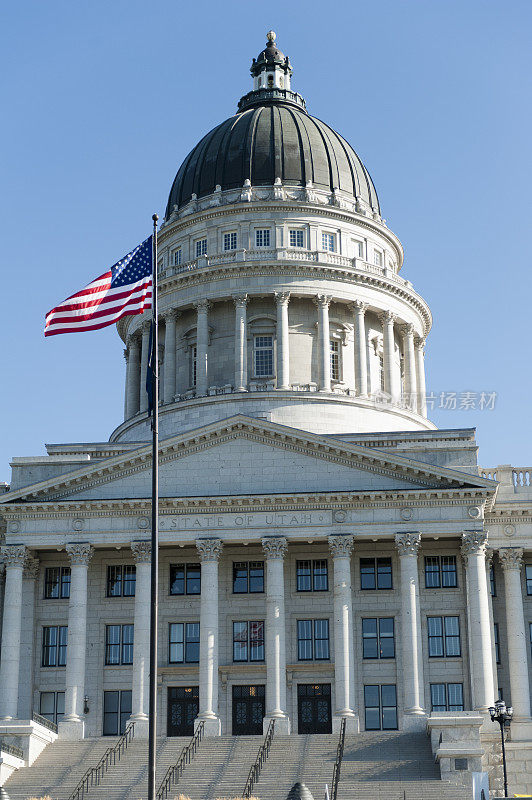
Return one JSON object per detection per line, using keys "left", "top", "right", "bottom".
{"left": 1, "top": 31, "right": 531, "bottom": 791}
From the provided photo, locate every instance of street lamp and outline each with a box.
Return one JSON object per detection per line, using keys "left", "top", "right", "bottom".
{"left": 489, "top": 700, "right": 513, "bottom": 798}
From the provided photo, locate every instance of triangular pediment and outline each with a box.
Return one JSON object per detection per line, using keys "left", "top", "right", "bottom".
{"left": 0, "top": 415, "right": 496, "bottom": 504}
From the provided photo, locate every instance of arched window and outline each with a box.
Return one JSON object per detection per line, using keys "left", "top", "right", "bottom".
{"left": 267, "top": 74, "right": 274, "bottom": 88}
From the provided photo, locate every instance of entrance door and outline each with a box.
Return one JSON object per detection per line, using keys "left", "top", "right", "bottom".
{"left": 232, "top": 685, "right": 265, "bottom": 735}
{"left": 167, "top": 686, "right": 199, "bottom": 736}
{"left": 297, "top": 684, "right": 332, "bottom": 734}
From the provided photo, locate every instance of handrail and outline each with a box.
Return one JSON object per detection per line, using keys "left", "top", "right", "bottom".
{"left": 156, "top": 720, "right": 205, "bottom": 800}
{"left": 32, "top": 711, "right": 58, "bottom": 733}
{"left": 243, "top": 719, "right": 275, "bottom": 799}
{"left": 67, "top": 723, "right": 135, "bottom": 800}
{"left": 0, "top": 739, "right": 24, "bottom": 759}
{"left": 330, "top": 717, "right": 346, "bottom": 800}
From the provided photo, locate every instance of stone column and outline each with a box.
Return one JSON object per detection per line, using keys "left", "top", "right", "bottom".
{"left": 315, "top": 295, "right": 332, "bottom": 392}
{"left": 19, "top": 556, "right": 39, "bottom": 720}
{"left": 139, "top": 322, "right": 151, "bottom": 413}
{"left": 129, "top": 541, "right": 151, "bottom": 736}
{"left": 195, "top": 300, "right": 210, "bottom": 396}
{"left": 414, "top": 336, "right": 427, "bottom": 417}
{"left": 233, "top": 295, "right": 248, "bottom": 392}
{"left": 499, "top": 548, "right": 532, "bottom": 726}
{"left": 395, "top": 533, "right": 426, "bottom": 728}
{"left": 329, "top": 535, "right": 358, "bottom": 732}
{"left": 401, "top": 323, "right": 418, "bottom": 411}
{"left": 126, "top": 335, "right": 141, "bottom": 418}
{"left": 123, "top": 348, "right": 130, "bottom": 420}
{"left": 461, "top": 532, "right": 495, "bottom": 712}
{"left": 0, "top": 545, "right": 27, "bottom": 719}
{"left": 59, "top": 543, "right": 94, "bottom": 739}
{"left": 352, "top": 301, "right": 368, "bottom": 396}
{"left": 275, "top": 292, "right": 290, "bottom": 389}
{"left": 163, "top": 311, "right": 178, "bottom": 404}
{"left": 262, "top": 537, "right": 290, "bottom": 733}
{"left": 380, "top": 311, "right": 400, "bottom": 403}
{"left": 196, "top": 538, "right": 223, "bottom": 735}
{"left": 485, "top": 548, "right": 499, "bottom": 699}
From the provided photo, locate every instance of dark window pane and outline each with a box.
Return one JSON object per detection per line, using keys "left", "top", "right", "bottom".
{"left": 61, "top": 568, "right": 71, "bottom": 598}
{"left": 297, "top": 561, "right": 312, "bottom": 591}
{"left": 103, "top": 691, "right": 119, "bottom": 735}
{"left": 45, "top": 568, "right": 60, "bottom": 599}
{"left": 106, "top": 625, "right": 121, "bottom": 665}
{"left": 123, "top": 565, "right": 136, "bottom": 597}
{"left": 107, "top": 565, "right": 122, "bottom": 597}
{"left": 376, "top": 558, "right": 392, "bottom": 589}
{"left": 382, "top": 707, "right": 398, "bottom": 730}
{"left": 185, "top": 623, "right": 200, "bottom": 662}
{"left": 40, "top": 692, "right": 55, "bottom": 721}
{"left": 233, "top": 563, "right": 248, "bottom": 593}
{"left": 122, "top": 625, "right": 134, "bottom": 664}
{"left": 364, "top": 685, "right": 380, "bottom": 708}
{"left": 365, "top": 707, "right": 380, "bottom": 730}
{"left": 314, "top": 619, "right": 329, "bottom": 660}
{"left": 170, "top": 565, "right": 185, "bottom": 595}
{"left": 297, "top": 620, "right": 312, "bottom": 660}
{"left": 360, "top": 559, "right": 376, "bottom": 590}
{"left": 526, "top": 565, "right": 532, "bottom": 595}
{"left": 431, "top": 683, "right": 446, "bottom": 711}
{"left": 250, "top": 621, "right": 264, "bottom": 661}
{"left": 186, "top": 565, "right": 201, "bottom": 594}
{"left": 447, "top": 683, "right": 463, "bottom": 711}
{"left": 425, "top": 557, "right": 440, "bottom": 588}
{"left": 119, "top": 690, "right": 132, "bottom": 734}
{"left": 249, "top": 562, "right": 264, "bottom": 593}
{"left": 313, "top": 560, "right": 328, "bottom": 591}
{"left": 381, "top": 685, "right": 397, "bottom": 707}
{"left": 169, "top": 623, "right": 184, "bottom": 663}
{"left": 233, "top": 621, "right": 248, "bottom": 661}
{"left": 441, "top": 556, "right": 457, "bottom": 587}
{"left": 58, "top": 626, "right": 68, "bottom": 666}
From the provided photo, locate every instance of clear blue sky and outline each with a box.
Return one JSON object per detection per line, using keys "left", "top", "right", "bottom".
{"left": 2, "top": 0, "right": 531, "bottom": 482}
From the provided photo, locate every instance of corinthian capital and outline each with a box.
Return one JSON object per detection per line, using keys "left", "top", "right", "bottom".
{"left": 1, "top": 545, "right": 27, "bottom": 568}
{"left": 414, "top": 336, "right": 426, "bottom": 351}
{"left": 65, "top": 542, "right": 94, "bottom": 566}
{"left": 274, "top": 291, "right": 290, "bottom": 306}
{"left": 328, "top": 534, "right": 354, "bottom": 558}
{"left": 314, "top": 294, "right": 332, "bottom": 308}
{"left": 194, "top": 299, "right": 211, "bottom": 313}
{"left": 395, "top": 532, "right": 421, "bottom": 556}
{"left": 232, "top": 294, "right": 248, "bottom": 307}
{"left": 498, "top": 547, "right": 524, "bottom": 571}
{"left": 164, "top": 309, "right": 180, "bottom": 323}
{"left": 379, "top": 310, "right": 396, "bottom": 326}
{"left": 131, "top": 541, "right": 151, "bottom": 563}
{"left": 196, "top": 538, "right": 223, "bottom": 562}
{"left": 262, "top": 536, "right": 287, "bottom": 560}
{"left": 461, "top": 531, "right": 488, "bottom": 560}
{"left": 400, "top": 323, "right": 415, "bottom": 338}
{"left": 24, "top": 555, "right": 40, "bottom": 579}
{"left": 351, "top": 300, "right": 369, "bottom": 314}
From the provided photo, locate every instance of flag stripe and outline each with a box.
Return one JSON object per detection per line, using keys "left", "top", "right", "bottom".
{"left": 45, "top": 289, "right": 152, "bottom": 330}
{"left": 46, "top": 280, "right": 152, "bottom": 320}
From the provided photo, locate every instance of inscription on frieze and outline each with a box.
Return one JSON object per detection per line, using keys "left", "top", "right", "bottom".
{"left": 159, "top": 511, "right": 330, "bottom": 531}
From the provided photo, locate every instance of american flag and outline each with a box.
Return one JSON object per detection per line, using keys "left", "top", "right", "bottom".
{"left": 44, "top": 236, "right": 153, "bottom": 336}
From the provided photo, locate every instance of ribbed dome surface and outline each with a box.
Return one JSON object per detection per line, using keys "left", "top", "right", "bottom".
{"left": 165, "top": 103, "right": 380, "bottom": 216}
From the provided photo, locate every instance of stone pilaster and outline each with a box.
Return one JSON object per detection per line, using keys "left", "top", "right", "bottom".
{"left": 395, "top": 533, "right": 426, "bottom": 728}
{"left": 316, "top": 295, "right": 332, "bottom": 392}
{"left": 380, "top": 311, "right": 400, "bottom": 403}
{"left": 233, "top": 295, "right": 248, "bottom": 392}
{"left": 329, "top": 535, "right": 358, "bottom": 732}
{"left": 262, "top": 536, "right": 290, "bottom": 733}
{"left": 400, "top": 323, "right": 418, "bottom": 411}
{"left": 195, "top": 538, "right": 223, "bottom": 735}
{"left": 0, "top": 546, "right": 27, "bottom": 719}
{"left": 274, "top": 292, "right": 290, "bottom": 389}
{"left": 194, "top": 300, "right": 210, "bottom": 396}
{"left": 352, "top": 301, "right": 368, "bottom": 396}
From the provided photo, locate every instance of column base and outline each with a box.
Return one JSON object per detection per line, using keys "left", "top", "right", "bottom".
{"left": 128, "top": 715, "right": 149, "bottom": 738}
{"left": 402, "top": 712, "right": 427, "bottom": 732}
{"left": 57, "top": 718, "right": 85, "bottom": 740}
{"left": 333, "top": 713, "right": 359, "bottom": 734}
{"left": 195, "top": 716, "right": 221, "bottom": 737}
{"left": 264, "top": 714, "right": 290, "bottom": 735}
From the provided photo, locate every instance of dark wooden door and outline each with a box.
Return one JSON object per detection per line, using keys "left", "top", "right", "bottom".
{"left": 167, "top": 686, "right": 199, "bottom": 736}
{"left": 232, "top": 685, "right": 265, "bottom": 735}
{"left": 297, "top": 684, "right": 332, "bottom": 734}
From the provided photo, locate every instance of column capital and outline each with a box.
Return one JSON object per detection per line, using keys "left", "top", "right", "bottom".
{"left": 141, "top": 320, "right": 151, "bottom": 335}
{"left": 23, "top": 555, "right": 39, "bottom": 579}
{"left": 0, "top": 545, "right": 27, "bottom": 568}
{"left": 414, "top": 335, "right": 426, "bottom": 351}
{"left": 123, "top": 348, "right": 129, "bottom": 362}
{"left": 328, "top": 534, "right": 354, "bottom": 558}
{"left": 131, "top": 540, "right": 151, "bottom": 563}
{"left": 262, "top": 536, "right": 287, "bottom": 560}
{"left": 196, "top": 537, "right": 223, "bottom": 562}
{"left": 379, "top": 310, "right": 396, "bottom": 326}
{"left": 65, "top": 542, "right": 94, "bottom": 566}
{"left": 395, "top": 532, "right": 421, "bottom": 556}
{"left": 232, "top": 294, "right": 248, "bottom": 307}
{"left": 498, "top": 547, "right": 524, "bottom": 571}
{"left": 485, "top": 546, "right": 495, "bottom": 567}
{"left": 127, "top": 332, "right": 141, "bottom": 348}
{"left": 461, "top": 531, "right": 488, "bottom": 559}
{"left": 400, "top": 323, "right": 415, "bottom": 338}
{"left": 274, "top": 291, "right": 290, "bottom": 306}
{"left": 194, "top": 299, "right": 211, "bottom": 313}
{"left": 314, "top": 294, "right": 332, "bottom": 308}
{"left": 164, "top": 309, "right": 180, "bottom": 323}
{"left": 350, "top": 300, "right": 369, "bottom": 314}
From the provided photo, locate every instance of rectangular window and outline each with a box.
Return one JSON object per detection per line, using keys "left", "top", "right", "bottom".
{"left": 195, "top": 238, "right": 207, "bottom": 257}
{"left": 41, "top": 626, "right": 68, "bottom": 667}
{"left": 296, "top": 560, "right": 328, "bottom": 592}
{"left": 254, "top": 335, "right": 274, "bottom": 377}
{"left": 223, "top": 232, "right": 237, "bottom": 251}
{"left": 44, "top": 566, "right": 71, "bottom": 599}
{"left": 39, "top": 691, "right": 65, "bottom": 725}
{"left": 173, "top": 248, "right": 182, "bottom": 266}
{"left": 352, "top": 239, "right": 364, "bottom": 258}
{"left": 360, "top": 557, "right": 393, "bottom": 590}
{"left": 424, "top": 556, "right": 457, "bottom": 588}
{"left": 106, "top": 565, "right": 136, "bottom": 597}
{"left": 364, "top": 685, "right": 397, "bottom": 730}
{"left": 494, "top": 622, "right": 500, "bottom": 664}
{"left": 289, "top": 229, "right": 304, "bottom": 248}
{"left": 373, "top": 250, "right": 383, "bottom": 267}
{"left": 526, "top": 565, "right": 532, "bottom": 595}
{"left": 430, "top": 683, "right": 464, "bottom": 712}
{"left": 190, "top": 344, "right": 197, "bottom": 387}
{"left": 233, "top": 561, "right": 264, "bottom": 593}
{"left": 362, "top": 618, "right": 395, "bottom": 659}
{"left": 103, "top": 690, "right": 132, "bottom": 736}
{"left": 168, "top": 622, "right": 200, "bottom": 663}
{"left": 322, "top": 232, "right": 336, "bottom": 252}
{"left": 490, "top": 565, "right": 496, "bottom": 597}
{"left": 255, "top": 229, "right": 271, "bottom": 247}
{"left": 169, "top": 564, "right": 201, "bottom": 595}
{"left": 427, "top": 616, "right": 461, "bottom": 657}
{"left": 233, "top": 620, "right": 265, "bottom": 662}
{"left": 105, "top": 624, "right": 134, "bottom": 665}
{"left": 330, "top": 340, "right": 340, "bottom": 381}
{"left": 297, "top": 619, "right": 330, "bottom": 661}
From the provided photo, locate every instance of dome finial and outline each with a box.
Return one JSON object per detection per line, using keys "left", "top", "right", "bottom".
{"left": 266, "top": 30, "right": 276, "bottom": 44}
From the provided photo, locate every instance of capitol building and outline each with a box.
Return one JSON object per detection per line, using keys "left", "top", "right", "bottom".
{"left": 1, "top": 32, "right": 531, "bottom": 798}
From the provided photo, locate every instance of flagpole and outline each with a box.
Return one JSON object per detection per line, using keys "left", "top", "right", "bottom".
{"left": 148, "top": 213, "right": 159, "bottom": 800}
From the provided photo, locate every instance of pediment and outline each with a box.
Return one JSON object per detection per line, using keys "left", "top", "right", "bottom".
{"left": 0, "top": 415, "right": 496, "bottom": 504}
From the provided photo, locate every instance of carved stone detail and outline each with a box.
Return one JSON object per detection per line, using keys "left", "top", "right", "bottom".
{"left": 328, "top": 534, "right": 354, "bottom": 558}
{"left": 395, "top": 532, "right": 421, "bottom": 556}
{"left": 461, "top": 531, "right": 488, "bottom": 558}
{"left": 274, "top": 291, "right": 290, "bottom": 306}
{"left": 196, "top": 538, "right": 223, "bottom": 562}
{"left": 131, "top": 540, "right": 151, "bottom": 563}
{"left": 23, "top": 555, "right": 40, "bottom": 579}
{"left": 194, "top": 299, "right": 211, "bottom": 313}
{"left": 351, "top": 300, "right": 369, "bottom": 314}
{"left": 65, "top": 542, "right": 94, "bottom": 566}
{"left": 232, "top": 294, "right": 248, "bottom": 307}
{"left": 262, "top": 536, "right": 288, "bottom": 560}
{"left": 314, "top": 294, "right": 332, "bottom": 308}
{"left": 498, "top": 547, "right": 524, "bottom": 571}
{"left": 379, "top": 310, "right": 397, "bottom": 326}
{"left": 414, "top": 336, "right": 426, "bottom": 351}
{"left": 400, "top": 323, "right": 415, "bottom": 338}
{"left": 485, "top": 547, "right": 494, "bottom": 568}
{"left": 1, "top": 545, "right": 27, "bottom": 568}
